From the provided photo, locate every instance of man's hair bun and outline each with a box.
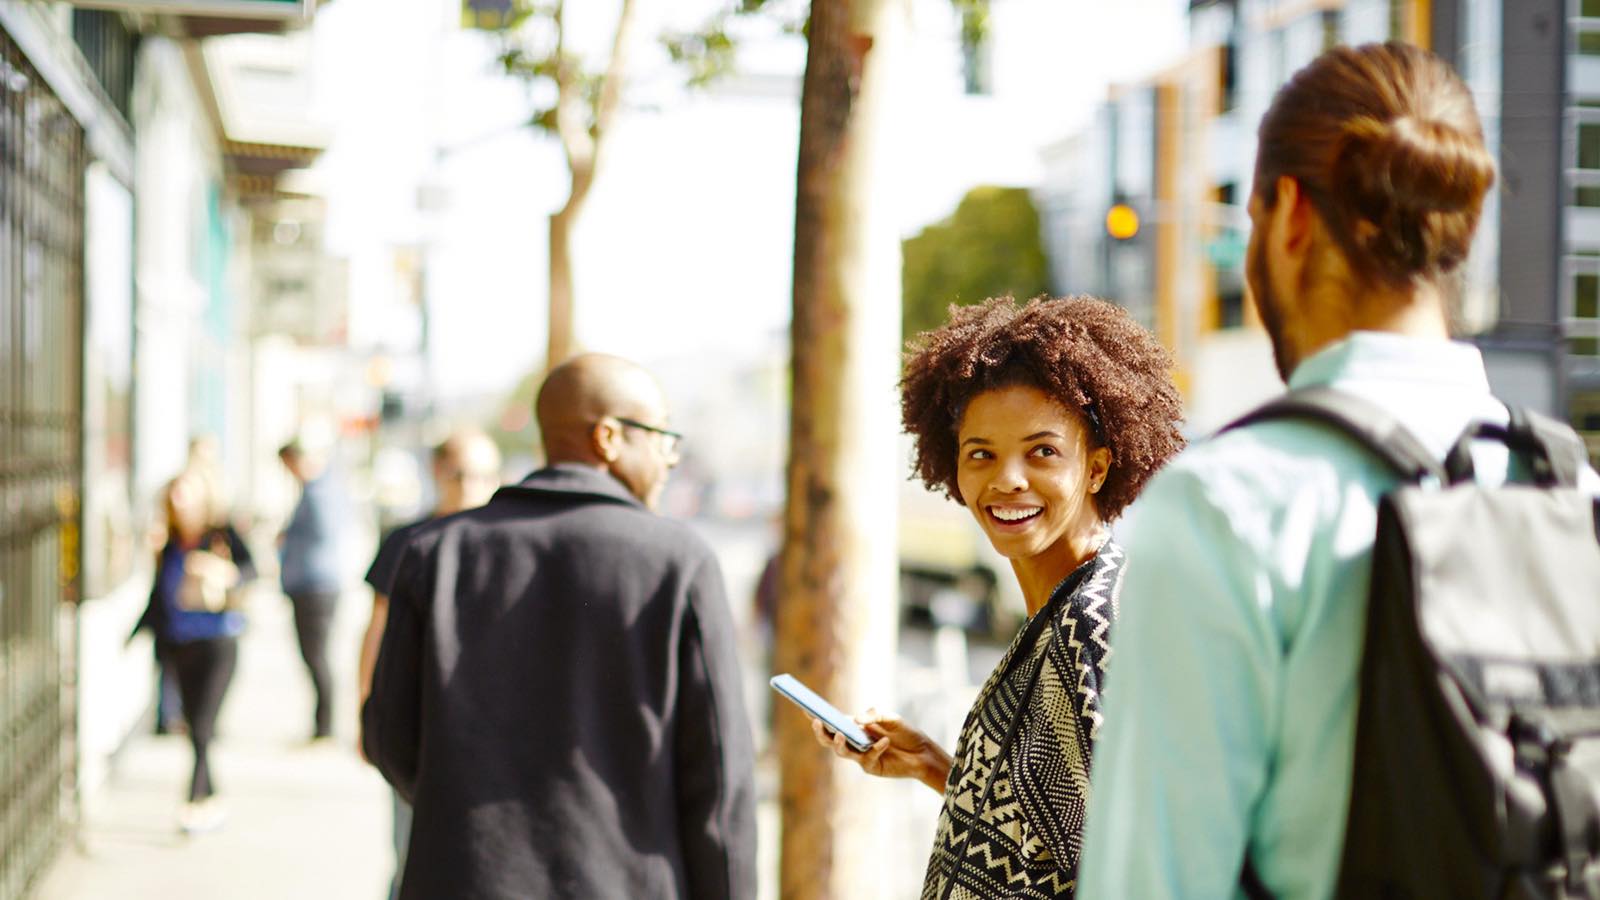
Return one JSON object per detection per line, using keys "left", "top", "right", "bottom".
{"left": 1256, "top": 42, "right": 1495, "bottom": 288}
{"left": 1329, "top": 114, "right": 1495, "bottom": 284}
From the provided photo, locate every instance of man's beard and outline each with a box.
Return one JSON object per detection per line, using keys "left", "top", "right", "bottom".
{"left": 1247, "top": 237, "right": 1295, "bottom": 383}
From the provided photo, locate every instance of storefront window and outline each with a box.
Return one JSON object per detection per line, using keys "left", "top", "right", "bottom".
{"left": 83, "top": 164, "right": 136, "bottom": 598}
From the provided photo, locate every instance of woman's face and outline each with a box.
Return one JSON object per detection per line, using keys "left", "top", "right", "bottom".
{"left": 167, "top": 474, "right": 208, "bottom": 536}
{"left": 955, "top": 385, "right": 1110, "bottom": 565}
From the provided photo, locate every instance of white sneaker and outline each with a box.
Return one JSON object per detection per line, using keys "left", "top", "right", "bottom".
{"left": 178, "top": 797, "right": 228, "bottom": 835}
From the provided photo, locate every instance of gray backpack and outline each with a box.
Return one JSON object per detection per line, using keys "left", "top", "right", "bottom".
{"left": 1228, "top": 387, "right": 1600, "bottom": 899}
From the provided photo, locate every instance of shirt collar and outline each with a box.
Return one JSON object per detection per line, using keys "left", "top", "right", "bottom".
{"left": 1286, "top": 331, "right": 1492, "bottom": 393}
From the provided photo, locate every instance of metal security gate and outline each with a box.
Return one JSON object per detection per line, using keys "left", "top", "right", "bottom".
{"left": 0, "top": 26, "right": 84, "bottom": 900}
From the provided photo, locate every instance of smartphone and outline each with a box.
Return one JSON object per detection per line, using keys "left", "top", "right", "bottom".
{"left": 769, "top": 673, "right": 875, "bottom": 752}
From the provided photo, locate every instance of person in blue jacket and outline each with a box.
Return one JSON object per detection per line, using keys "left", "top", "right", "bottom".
{"left": 132, "top": 470, "right": 254, "bottom": 834}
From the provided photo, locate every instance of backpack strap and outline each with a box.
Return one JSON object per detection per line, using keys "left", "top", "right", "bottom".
{"left": 1220, "top": 386, "right": 1445, "bottom": 484}
{"left": 1440, "top": 406, "right": 1588, "bottom": 488}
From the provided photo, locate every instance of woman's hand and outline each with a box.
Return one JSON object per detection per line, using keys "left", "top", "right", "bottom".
{"left": 185, "top": 549, "right": 241, "bottom": 588}
{"left": 811, "top": 709, "right": 953, "bottom": 795}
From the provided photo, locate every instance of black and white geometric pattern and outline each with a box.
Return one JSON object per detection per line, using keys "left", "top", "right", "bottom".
{"left": 921, "top": 542, "right": 1124, "bottom": 900}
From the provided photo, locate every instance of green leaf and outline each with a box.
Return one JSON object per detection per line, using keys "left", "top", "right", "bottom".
{"left": 530, "top": 107, "right": 559, "bottom": 133}
{"left": 661, "top": 19, "right": 738, "bottom": 89}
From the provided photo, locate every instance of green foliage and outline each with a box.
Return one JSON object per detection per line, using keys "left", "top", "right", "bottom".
{"left": 951, "top": 0, "right": 989, "bottom": 50}
{"left": 662, "top": 25, "right": 738, "bottom": 89}
{"left": 490, "top": 1, "right": 991, "bottom": 135}
{"left": 660, "top": 0, "right": 803, "bottom": 88}
{"left": 488, "top": 6, "right": 570, "bottom": 138}
{"left": 901, "top": 186, "right": 1052, "bottom": 340}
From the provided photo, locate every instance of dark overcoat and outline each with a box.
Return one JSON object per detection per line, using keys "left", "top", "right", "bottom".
{"left": 362, "top": 464, "right": 757, "bottom": 900}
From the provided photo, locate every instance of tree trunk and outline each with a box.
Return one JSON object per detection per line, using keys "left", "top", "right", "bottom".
{"left": 775, "top": 0, "right": 903, "bottom": 897}
{"left": 547, "top": 207, "right": 576, "bottom": 370}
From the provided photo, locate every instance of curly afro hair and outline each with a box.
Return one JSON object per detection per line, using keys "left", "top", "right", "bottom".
{"left": 900, "top": 295, "right": 1186, "bottom": 520}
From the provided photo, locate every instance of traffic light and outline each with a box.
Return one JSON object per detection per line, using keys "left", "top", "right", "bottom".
{"left": 1105, "top": 203, "right": 1140, "bottom": 241}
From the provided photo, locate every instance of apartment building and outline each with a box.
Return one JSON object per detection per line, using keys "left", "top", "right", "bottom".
{"left": 1039, "top": 0, "right": 1599, "bottom": 451}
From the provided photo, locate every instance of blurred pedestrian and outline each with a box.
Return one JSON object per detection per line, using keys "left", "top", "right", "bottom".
{"left": 131, "top": 470, "right": 255, "bottom": 834}
{"left": 813, "top": 296, "right": 1185, "bottom": 897}
{"left": 358, "top": 427, "right": 501, "bottom": 900}
{"left": 363, "top": 353, "right": 756, "bottom": 900}
{"left": 150, "top": 435, "right": 232, "bottom": 736}
{"left": 185, "top": 433, "right": 229, "bottom": 524}
{"left": 278, "top": 437, "right": 349, "bottom": 741}
{"left": 1077, "top": 43, "right": 1600, "bottom": 899}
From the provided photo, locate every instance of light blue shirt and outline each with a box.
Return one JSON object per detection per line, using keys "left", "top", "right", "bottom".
{"left": 279, "top": 472, "right": 347, "bottom": 595}
{"left": 1077, "top": 332, "right": 1599, "bottom": 899}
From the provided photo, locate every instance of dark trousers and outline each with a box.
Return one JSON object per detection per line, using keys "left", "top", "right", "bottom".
{"left": 169, "top": 636, "right": 239, "bottom": 802}
{"left": 289, "top": 591, "right": 338, "bottom": 738}
{"left": 154, "top": 641, "right": 184, "bottom": 733}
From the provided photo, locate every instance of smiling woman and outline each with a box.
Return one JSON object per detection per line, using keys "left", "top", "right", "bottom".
{"left": 811, "top": 294, "right": 1185, "bottom": 899}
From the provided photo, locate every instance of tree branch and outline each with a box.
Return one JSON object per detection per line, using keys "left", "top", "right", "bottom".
{"left": 593, "top": 0, "right": 640, "bottom": 147}
{"left": 550, "top": 0, "right": 594, "bottom": 173}
{"left": 558, "top": 0, "right": 639, "bottom": 213}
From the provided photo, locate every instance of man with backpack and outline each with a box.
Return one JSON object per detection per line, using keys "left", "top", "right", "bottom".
{"left": 1078, "top": 43, "right": 1600, "bottom": 899}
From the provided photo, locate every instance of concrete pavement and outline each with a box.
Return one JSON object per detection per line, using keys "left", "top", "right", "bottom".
{"left": 36, "top": 591, "right": 394, "bottom": 900}
{"left": 35, "top": 515, "right": 991, "bottom": 900}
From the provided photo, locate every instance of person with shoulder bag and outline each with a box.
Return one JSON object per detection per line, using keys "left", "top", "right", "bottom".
{"left": 131, "top": 470, "right": 256, "bottom": 835}
{"left": 1078, "top": 42, "right": 1600, "bottom": 900}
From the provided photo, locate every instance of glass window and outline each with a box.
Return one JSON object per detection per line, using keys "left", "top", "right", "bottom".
{"left": 1578, "top": 185, "right": 1600, "bottom": 207}
{"left": 1219, "top": 42, "right": 1237, "bottom": 114}
{"left": 1580, "top": 123, "right": 1600, "bottom": 171}
{"left": 1322, "top": 10, "right": 1341, "bottom": 51}
{"left": 1219, "top": 289, "right": 1245, "bottom": 330}
{"left": 1571, "top": 336, "right": 1600, "bottom": 357}
{"left": 1581, "top": 31, "right": 1600, "bottom": 55}
{"left": 1585, "top": 0, "right": 1600, "bottom": 17}
{"left": 1578, "top": 272, "right": 1600, "bottom": 320}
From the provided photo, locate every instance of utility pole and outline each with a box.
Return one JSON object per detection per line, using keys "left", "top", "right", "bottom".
{"left": 774, "top": 0, "right": 904, "bottom": 896}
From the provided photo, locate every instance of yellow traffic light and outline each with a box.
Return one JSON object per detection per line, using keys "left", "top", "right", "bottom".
{"left": 1106, "top": 204, "right": 1140, "bottom": 240}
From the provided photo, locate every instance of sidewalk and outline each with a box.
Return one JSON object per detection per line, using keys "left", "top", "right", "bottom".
{"left": 36, "top": 592, "right": 394, "bottom": 900}
{"left": 36, "top": 519, "right": 976, "bottom": 900}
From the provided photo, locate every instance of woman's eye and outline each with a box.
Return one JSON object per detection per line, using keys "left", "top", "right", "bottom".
{"left": 1030, "top": 445, "right": 1058, "bottom": 458}
{"left": 968, "top": 449, "right": 993, "bottom": 461}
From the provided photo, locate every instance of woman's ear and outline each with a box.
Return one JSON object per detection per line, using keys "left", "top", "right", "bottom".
{"left": 1086, "top": 446, "right": 1112, "bottom": 495}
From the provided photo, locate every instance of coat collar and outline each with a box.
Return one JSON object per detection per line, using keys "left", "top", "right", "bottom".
{"left": 492, "top": 463, "right": 647, "bottom": 510}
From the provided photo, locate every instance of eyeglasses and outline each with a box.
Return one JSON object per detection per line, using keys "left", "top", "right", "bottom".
{"left": 617, "top": 418, "right": 684, "bottom": 456}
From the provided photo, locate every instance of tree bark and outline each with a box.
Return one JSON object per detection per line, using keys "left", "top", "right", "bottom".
{"left": 775, "top": 0, "right": 903, "bottom": 897}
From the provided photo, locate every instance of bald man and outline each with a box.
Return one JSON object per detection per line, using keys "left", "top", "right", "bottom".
{"left": 362, "top": 355, "right": 756, "bottom": 900}
{"left": 359, "top": 428, "right": 501, "bottom": 900}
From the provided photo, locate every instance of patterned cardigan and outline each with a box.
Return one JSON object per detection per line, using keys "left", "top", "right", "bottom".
{"left": 921, "top": 541, "right": 1124, "bottom": 900}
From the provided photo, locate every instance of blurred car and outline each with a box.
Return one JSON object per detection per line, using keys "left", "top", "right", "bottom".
{"left": 898, "top": 477, "right": 1025, "bottom": 640}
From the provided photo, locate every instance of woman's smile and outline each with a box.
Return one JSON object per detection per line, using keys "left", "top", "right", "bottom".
{"left": 986, "top": 502, "right": 1045, "bottom": 530}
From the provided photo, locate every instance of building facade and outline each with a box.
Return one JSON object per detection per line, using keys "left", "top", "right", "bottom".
{"left": 0, "top": 3, "right": 322, "bottom": 895}
{"left": 1039, "top": 0, "right": 1599, "bottom": 448}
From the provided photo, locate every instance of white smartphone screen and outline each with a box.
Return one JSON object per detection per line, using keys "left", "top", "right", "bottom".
{"left": 769, "top": 673, "right": 874, "bottom": 752}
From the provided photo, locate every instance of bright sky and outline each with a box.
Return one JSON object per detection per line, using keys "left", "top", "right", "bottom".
{"left": 305, "top": 0, "right": 1190, "bottom": 399}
